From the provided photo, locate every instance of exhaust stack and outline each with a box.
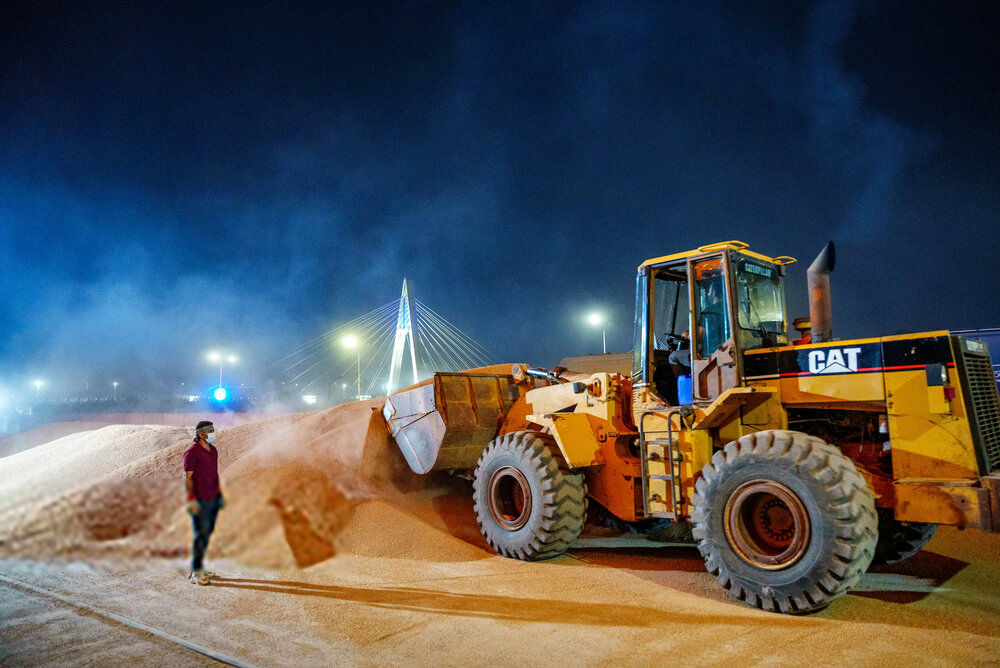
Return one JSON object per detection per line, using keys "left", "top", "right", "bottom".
{"left": 807, "top": 241, "right": 836, "bottom": 343}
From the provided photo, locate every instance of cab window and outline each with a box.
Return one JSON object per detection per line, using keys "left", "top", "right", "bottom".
{"left": 693, "top": 257, "right": 730, "bottom": 358}
{"left": 734, "top": 258, "right": 786, "bottom": 350}
{"left": 652, "top": 265, "right": 688, "bottom": 350}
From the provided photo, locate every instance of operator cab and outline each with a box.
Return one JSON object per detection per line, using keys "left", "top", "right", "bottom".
{"left": 633, "top": 241, "right": 793, "bottom": 405}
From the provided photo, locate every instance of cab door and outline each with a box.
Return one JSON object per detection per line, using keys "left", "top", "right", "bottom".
{"left": 689, "top": 253, "right": 740, "bottom": 401}
{"left": 631, "top": 262, "right": 690, "bottom": 405}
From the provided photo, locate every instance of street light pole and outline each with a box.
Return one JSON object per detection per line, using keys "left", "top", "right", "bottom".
{"left": 341, "top": 335, "right": 362, "bottom": 400}
{"left": 587, "top": 313, "right": 607, "bottom": 354}
{"left": 207, "top": 352, "right": 237, "bottom": 389}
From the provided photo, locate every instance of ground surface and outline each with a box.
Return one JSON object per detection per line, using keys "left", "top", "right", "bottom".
{"left": 3, "top": 525, "right": 999, "bottom": 666}
{"left": 2, "top": 406, "right": 999, "bottom": 665}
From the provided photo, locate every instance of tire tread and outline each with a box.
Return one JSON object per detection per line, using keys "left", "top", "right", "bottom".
{"left": 692, "top": 429, "right": 877, "bottom": 613}
{"left": 473, "top": 431, "right": 586, "bottom": 561}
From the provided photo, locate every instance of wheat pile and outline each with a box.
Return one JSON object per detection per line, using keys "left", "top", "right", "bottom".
{"left": 0, "top": 397, "right": 488, "bottom": 568}
{"left": 0, "top": 421, "right": 112, "bottom": 458}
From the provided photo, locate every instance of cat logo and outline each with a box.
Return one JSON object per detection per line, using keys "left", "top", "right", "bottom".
{"left": 807, "top": 347, "right": 863, "bottom": 374}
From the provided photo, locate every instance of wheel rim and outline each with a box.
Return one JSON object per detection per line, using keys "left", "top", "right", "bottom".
{"left": 724, "top": 480, "right": 810, "bottom": 570}
{"left": 488, "top": 466, "right": 532, "bottom": 530}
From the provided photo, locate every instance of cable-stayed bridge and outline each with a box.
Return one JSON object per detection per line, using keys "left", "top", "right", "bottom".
{"left": 273, "top": 279, "right": 494, "bottom": 400}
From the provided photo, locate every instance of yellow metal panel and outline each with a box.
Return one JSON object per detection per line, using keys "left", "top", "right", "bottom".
{"left": 526, "top": 372, "right": 617, "bottom": 426}
{"left": 686, "top": 430, "right": 713, "bottom": 480}
{"left": 574, "top": 373, "right": 616, "bottom": 423}
{"left": 676, "top": 429, "right": 713, "bottom": 518}
{"left": 741, "top": 386, "right": 788, "bottom": 429}
{"left": 637, "top": 410, "right": 675, "bottom": 437}
{"left": 693, "top": 386, "right": 777, "bottom": 429}
{"left": 647, "top": 477, "right": 673, "bottom": 514}
{"left": 549, "top": 412, "right": 602, "bottom": 468}
{"left": 887, "top": 368, "right": 979, "bottom": 479}
{"left": 525, "top": 382, "right": 584, "bottom": 416}
{"left": 927, "top": 385, "right": 950, "bottom": 414}
{"left": 779, "top": 371, "right": 885, "bottom": 404}
{"left": 895, "top": 482, "right": 989, "bottom": 528}
{"left": 717, "top": 418, "right": 742, "bottom": 447}
{"left": 646, "top": 457, "right": 668, "bottom": 477}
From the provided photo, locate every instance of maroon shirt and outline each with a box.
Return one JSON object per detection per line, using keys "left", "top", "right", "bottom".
{"left": 183, "top": 441, "right": 221, "bottom": 501}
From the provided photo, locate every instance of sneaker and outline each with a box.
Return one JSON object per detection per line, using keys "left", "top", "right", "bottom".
{"left": 200, "top": 569, "right": 218, "bottom": 578}
{"left": 189, "top": 569, "right": 210, "bottom": 586}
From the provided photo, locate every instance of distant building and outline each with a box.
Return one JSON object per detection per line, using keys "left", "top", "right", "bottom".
{"left": 557, "top": 353, "right": 633, "bottom": 377}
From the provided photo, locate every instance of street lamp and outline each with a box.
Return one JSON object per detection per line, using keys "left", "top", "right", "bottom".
{"left": 341, "top": 335, "right": 361, "bottom": 400}
{"left": 207, "top": 351, "right": 237, "bottom": 389}
{"left": 113, "top": 381, "right": 118, "bottom": 400}
{"left": 33, "top": 379, "right": 42, "bottom": 401}
{"left": 587, "top": 312, "right": 607, "bottom": 354}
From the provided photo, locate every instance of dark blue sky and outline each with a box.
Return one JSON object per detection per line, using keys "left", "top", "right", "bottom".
{"left": 2, "top": 1, "right": 998, "bottom": 396}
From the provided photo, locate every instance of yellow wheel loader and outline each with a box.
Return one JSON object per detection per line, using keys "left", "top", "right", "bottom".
{"left": 382, "top": 240, "right": 1000, "bottom": 613}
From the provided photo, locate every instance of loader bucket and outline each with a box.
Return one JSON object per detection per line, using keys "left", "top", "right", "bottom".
{"left": 382, "top": 372, "right": 516, "bottom": 474}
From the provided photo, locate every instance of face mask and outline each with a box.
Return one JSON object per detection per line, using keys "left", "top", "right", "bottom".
{"left": 206, "top": 433, "right": 217, "bottom": 444}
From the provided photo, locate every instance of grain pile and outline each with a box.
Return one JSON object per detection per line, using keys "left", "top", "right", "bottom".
{"left": 0, "top": 398, "right": 484, "bottom": 568}
{"left": 0, "top": 421, "right": 112, "bottom": 458}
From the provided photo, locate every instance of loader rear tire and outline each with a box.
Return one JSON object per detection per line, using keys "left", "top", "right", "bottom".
{"left": 692, "top": 430, "right": 877, "bottom": 614}
{"left": 473, "top": 431, "right": 586, "bottom": 561}
{"left": 872, "top": 509, "right": 937, "bottom": 565}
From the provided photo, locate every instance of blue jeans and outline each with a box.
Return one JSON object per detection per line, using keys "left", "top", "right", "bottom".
{"left": 191, "top": 495, "right": 222, "bottom": 571}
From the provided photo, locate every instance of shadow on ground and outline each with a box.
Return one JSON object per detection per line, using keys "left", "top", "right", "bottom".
{"left": 567, "top": 544, "right": 705, "bottom": 573}
{"left": 850, "top": 550, "right": 968, "bottom": 603}
{"left": 208, "top": 576, "right": 814, "bottom": 628}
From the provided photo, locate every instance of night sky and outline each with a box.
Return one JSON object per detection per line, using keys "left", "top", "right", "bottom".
{"left": 2, "top": 1, "right": 999, "bottom": 398}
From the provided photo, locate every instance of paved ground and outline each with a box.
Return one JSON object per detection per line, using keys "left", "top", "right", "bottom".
{"left": 1, "top": 574, "right": 216, "bottom": 667}
{"left": 2, "top": 526, "right": 999, "bottom": 666}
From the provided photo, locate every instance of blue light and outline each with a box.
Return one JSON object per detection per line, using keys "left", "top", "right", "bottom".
{"left": 213, "top": 387, "right": 228, "bottom": 401}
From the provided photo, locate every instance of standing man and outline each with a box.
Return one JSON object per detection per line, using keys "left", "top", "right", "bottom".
{"left": 183, "top": 420, "right": 224, "bottom": 585}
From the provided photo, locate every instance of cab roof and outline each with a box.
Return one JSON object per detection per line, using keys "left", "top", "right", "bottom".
{"left": 639, "top": 240, "right": 796, "bottom": 271}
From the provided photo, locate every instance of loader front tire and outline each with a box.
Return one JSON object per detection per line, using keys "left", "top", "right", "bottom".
{"left": 871, "top": 509, "right": 937, "bottom": 565}
{"left": 692, "top": 430, "right": 877, "bottom": 614}
{"left": 473, "top": 431, "right": 586, "bottom": 560}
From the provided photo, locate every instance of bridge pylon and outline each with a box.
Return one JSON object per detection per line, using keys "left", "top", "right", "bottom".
{"left": 387, "top": 278, "right": 420, "bottom": 395}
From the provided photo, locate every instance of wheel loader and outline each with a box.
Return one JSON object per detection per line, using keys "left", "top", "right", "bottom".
{"left": 382, "top": 240, "right": 1000, "bottom": 613}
